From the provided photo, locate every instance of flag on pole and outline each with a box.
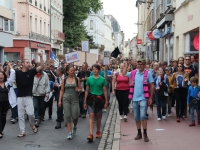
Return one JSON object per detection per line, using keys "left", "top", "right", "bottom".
{"left": 50, "top": 51, "right": 59, "bottom": 66}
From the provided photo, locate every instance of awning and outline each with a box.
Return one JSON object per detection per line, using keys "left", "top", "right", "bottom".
{"left": 157, "top": 14, "right": 174, "bottom": 29}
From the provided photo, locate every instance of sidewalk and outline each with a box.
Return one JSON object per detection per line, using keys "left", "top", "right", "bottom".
{"left": 120, "top": 108, "right": 200, "bottom": 150}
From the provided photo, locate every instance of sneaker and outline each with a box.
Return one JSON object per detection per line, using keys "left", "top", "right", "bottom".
{"left": 189, "top": 122, "right": 196, "bottom": 127}
{"left": 67, "top": 132, "right": 73, "bottom": 140}
{"left": 162, "top": 116, "right": 166, "bottom": 120}
{"left": 35, "top": 120, "right": 39, "bottom": 128}
{"left": 96, "top": 131, "right": 102, "bottom": 138}
{"left": 87, "top": 134, "right": 93, "bottom": 142}
{"left": 167, "top": 114, "right": 171, "bottom": 117}
{"left": 157, "top": 118, "right": 161, "bottom": 121}
{"left": 72, "top": 127, "right": 77, "bottom": 135}
{"left": 143, "top": 133, "right": 149, "bottom": 142}
{"left": 103, "top": 109, "right": 106, "bottom": 112}
{"left": 81, "top": 114, "right": 86, "bottom": 118}
{"left": 198, "top": 120, "right": 200, "bottom": 125}
{"left": 177, "top": 118, "right": 180, "bottom": 122}
{"left": 124, "top": 115, "right": 127, "bottom": 122}
{"left": 134, "top": 133, "right": 142, "bottom": 140}
{"left": 10, "top": 119, "right": 17, "bottom": 124}
{"left": 120, "top": 115, "right": 123, "bottom": 120}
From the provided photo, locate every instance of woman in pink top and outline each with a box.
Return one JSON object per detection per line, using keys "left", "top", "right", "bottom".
{"left": 112, "top": 61, "right": 129, "bottom": 122}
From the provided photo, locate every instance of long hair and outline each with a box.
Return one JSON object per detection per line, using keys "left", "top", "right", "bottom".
{"left": 0, "top": 71, "right": 7, "bottom": 82}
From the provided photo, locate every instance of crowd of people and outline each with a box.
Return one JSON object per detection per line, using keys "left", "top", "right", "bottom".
{"left": 0, "top": 53, "right": 199, "bottom": 143}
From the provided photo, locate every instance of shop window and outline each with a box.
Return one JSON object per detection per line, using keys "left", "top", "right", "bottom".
{"left": 190, "top": 32, "right": 199, "bottom": 51}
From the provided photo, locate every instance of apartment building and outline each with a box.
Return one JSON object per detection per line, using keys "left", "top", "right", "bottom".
{"left": 0, "top": 0, "right": 13, "bottom": 64}
{"left": 4, "top": 0, "right": 51, "bottom": 63}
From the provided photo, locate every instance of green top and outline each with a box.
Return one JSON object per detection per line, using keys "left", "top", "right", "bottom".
{"left": 86, "top": 76, "right": 107, "bottom": 95}
{"left": 90, "top": 70, "right": 105, "bottom": 77}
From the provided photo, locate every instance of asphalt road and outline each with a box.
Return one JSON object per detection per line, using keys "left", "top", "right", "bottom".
{"left": 0, "top": 95, "right": 113, "bottom": 150}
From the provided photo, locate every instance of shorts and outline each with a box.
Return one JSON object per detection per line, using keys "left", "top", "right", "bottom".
{"left": 87, "top": 105, "right": 102, "bottom": 115}
{"left": 132, "top": 100, "right": 148, "bottom": 122}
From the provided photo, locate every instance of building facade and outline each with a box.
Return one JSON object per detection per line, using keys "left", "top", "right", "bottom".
{"left": 174, "top": 0, "right": 199, "bottom": 61}
{"left": 51, "top": 0, "right": 64, "bottom": 56}
{"left": 4, "top": 0, "right": 51, "bottom": 63}
{"left": 0, "top": 0, "right": 13, "bottom": 64}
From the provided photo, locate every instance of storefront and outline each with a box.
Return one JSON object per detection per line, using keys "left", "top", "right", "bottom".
{"left": 174, "top": 0, "right": 200, "bottom": 60}
{"left": 4, "top": 40, "right": 51, "bottom": 63}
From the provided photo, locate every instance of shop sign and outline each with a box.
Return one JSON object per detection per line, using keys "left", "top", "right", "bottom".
{"left": 148, "top": 32, "right": 155, "bottom": 41}
{"left": 153, "top": 29, "right": 162, "bottom": 39}
{"left": 137, "top": 39, "right": 142, "bottom": 44}
{"left": 37, "top": 44, "right": 46, "bottom": 48}
{"left": 187, "top": 15, "right": 193, "bottom": 21}
{"left": 193, "top": 34, "right": 199, "bottom": 50}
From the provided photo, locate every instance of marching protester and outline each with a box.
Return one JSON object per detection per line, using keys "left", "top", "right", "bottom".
{"left": 187, "top": 77, "right": 200, "bottom": 127}
{"left": 32, "top": 62, "right": 50, "bottom": 127}
{"left": 112, "top": 61, "right": 129, "bottom": 121}
{"left": 77, "top": 62, "right": 90, "bottom": 118}
{"left": 0, "top": 63, "right": 16, "bottom": 139}
{"left": 128, "top": 59, "right": 154, "bottom": 142}
{"left": 15, "top": 52, "right": 44, "bottom": 137}
{"left": 58, "top": 65, "right": 82, "bottom": 140}
{"left": 171, "top": 63, "right": 188, "bottom": 122}
{"left": 84, "top": 64, "right": 108, "bottom": 142}
{"left": 54, "top": 67, "right": 65, "bottom": 129}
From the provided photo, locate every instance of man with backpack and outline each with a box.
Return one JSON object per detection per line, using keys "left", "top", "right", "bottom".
{"left": 128, "top": 59, "right": 154, "bottom": 142}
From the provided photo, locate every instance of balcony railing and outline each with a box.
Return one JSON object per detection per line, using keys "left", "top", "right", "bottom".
{"left": 30, "top": 31, "right": 50, "bottom": 43}
{"left": 156, "top": 4, "right": 164, "bottom": 22}
{"left": 53, "top": 30, "right": 65, "bottom": 43}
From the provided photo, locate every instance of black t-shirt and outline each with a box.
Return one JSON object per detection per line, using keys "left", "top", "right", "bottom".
{"left": 77, "top": 71, "right": 90, "bottom": 90}
{"left": 184, "top": 65, "right": 197, "bottom": 79}
{"left": 16, "top": 69, "right": 37, "bottom": 97}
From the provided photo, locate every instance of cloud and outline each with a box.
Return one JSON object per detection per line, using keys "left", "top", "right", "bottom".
{"left": 102, "top": 0, "right": 138, "bottom": 40}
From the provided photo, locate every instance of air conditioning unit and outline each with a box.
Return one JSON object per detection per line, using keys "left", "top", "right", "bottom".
{"left": 166, "top": 0, "right": 172, "bottom": 7}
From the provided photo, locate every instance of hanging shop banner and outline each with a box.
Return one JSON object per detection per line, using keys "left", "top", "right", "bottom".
{"left": 137, "top": 39, "right": 142, "bottom": 44}
{"left": 152, "top": 29, "right": 162, "bottom": 39}
{"left": 148, "top": 32, "right": 155, "bottom": 41}
{"left": 193, "top": 34, "right": 199, "bottom": 50}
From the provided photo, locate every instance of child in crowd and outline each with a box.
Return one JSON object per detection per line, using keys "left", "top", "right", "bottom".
{"left": 187, "top": 77, "right": 200, "bottom": 127}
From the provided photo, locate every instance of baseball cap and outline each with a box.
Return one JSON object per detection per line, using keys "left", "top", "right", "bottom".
{"left": 137, "top": 58, "right": 146, "bottom": 64}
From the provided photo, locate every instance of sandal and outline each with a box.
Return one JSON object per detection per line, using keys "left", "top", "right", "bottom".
{"left": 32, "top": 126, "right": 38, "bottom": 133}
{"left": 17, "top": 133, "right": 26, "bottom": 138}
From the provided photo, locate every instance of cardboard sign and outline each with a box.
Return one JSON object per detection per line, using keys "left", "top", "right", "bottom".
{"left": 57, "top": 55, "right": 65, "bottom": 61}
{"left": 82, "top": 41, "right": 89, "bottom": 52}
{"left": 47, "top": 60, "right": 55, "bottom": 65}
{"left": 65, "top": 52, "right": 79, "bottom": 63}
{"left": 103, "top": 57, "right": 110, "bottom": 65}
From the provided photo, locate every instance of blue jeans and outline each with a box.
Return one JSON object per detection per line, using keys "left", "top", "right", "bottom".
{"left": 190, "top": 104, "right": 200, "bottom": 122}
{"left": 12, "top": 105, "right": 18, "bottom": 119}
{"left": 156, "top": 95, "right": 167, "bottom": 118}
{"left": 132, "top": 100, "right": 148, "bottom": 122}
{"left": 33, "top": 96, "right": 45, "bottom": 120}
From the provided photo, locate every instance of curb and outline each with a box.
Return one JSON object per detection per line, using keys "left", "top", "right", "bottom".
{"left": 98, "top": 96, "right": 121, "bottom": 150}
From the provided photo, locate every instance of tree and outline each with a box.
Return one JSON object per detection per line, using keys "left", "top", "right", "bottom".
{"left": 63, "top": 0, "right": 102, "bottom": 48}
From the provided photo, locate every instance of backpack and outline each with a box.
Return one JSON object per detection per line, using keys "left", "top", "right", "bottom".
{"left": 176, "top": 74, "right": 184, "bottom": 88}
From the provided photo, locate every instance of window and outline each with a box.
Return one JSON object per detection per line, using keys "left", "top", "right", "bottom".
{"left": 40, "top": 20, "right": 42, "bottom": 34}
{"left": 4, "top": 20, "right": 8, "bottom": 31}
{"left": 30, "top": 16, "right": 32, "bottom": 31}
{"left": 90, "top": 20, "right": 93, "bottom": 30}
{"left": 35, "top": 18, "right": 37, "bottom": 33}
{"left": 44, "top": 22, "right": 46, "bottom": 35}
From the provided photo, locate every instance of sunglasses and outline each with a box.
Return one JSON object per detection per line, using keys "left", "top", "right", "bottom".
{"left": 185, "top": 59, "right": 190, "bottom": 60}
{"left": 178, "top": 66, "right": 183, "bottom": 67}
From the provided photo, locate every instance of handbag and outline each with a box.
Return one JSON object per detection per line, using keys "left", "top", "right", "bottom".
{"left": 86, "top": 93, "right": 105, "bottom": 110}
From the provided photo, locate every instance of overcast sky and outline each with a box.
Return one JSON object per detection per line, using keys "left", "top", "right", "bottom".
{"left": 102, "top": 0, "right": 138, "bottom": 41}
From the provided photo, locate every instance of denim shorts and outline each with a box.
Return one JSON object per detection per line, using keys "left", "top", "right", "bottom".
{"left": 132, "top": 100, "right": 148, "bottom": 122}
{"left": 87, "top": 105, "right": 102, "bottom": 115}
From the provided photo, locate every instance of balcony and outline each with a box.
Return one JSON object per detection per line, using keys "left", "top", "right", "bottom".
{"left": 30, "top": 31, "right": 50, "bottom": 43}
{"left": 156, "top": 4, "right": 164, "bottom": 22}
{"left": 52, "top": 30, "right": 65, "bottom": 44}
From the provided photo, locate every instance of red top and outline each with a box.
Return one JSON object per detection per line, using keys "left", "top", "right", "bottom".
{"left": 116, "top": 74, "right": 129, "bottom": 90}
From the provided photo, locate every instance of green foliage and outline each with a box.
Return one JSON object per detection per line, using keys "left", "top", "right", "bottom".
{"left": 63, "top": 0, "right": 102, "bottom": 48}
